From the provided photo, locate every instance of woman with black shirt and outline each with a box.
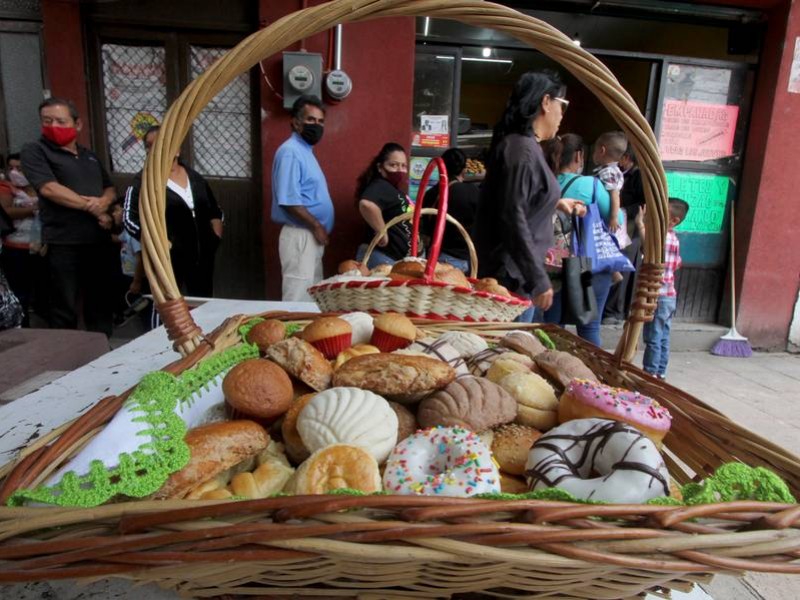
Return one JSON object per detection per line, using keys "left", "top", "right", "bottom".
{"left": 421, "top": 148, "right": 479, "bottom": 274}
{"left": 474, "top": 70, "right": 569, "bottom": 320}
{"left": 123, "top": 126, "right": 223, "bottom": 297}
{"left": 354, "top": 143, "right": 411, "bottom": 268}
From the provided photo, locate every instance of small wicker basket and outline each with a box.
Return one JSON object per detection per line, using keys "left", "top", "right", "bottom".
{"left": 309, "top": 157, "right": 533, "bottom": 321}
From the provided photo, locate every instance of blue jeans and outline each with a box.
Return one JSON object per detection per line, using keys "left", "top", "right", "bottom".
{"left": 356, "top": 244, "right": 395, "bottom": 270}
{"left": 438, "top": 252, "right": 470, "bottom": 274}
{"left": 574, "top": 271, "right": 613, "bottom": 347}
{"left": 643, "top": 295, "right": 677, "bottom": 377}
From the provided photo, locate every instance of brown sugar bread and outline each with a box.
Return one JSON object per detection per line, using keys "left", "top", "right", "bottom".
{"left": 291, "top": 444, "right": 381, "bottom": 495}
{"left": 246, "top": 319, "right": 286, "bottom": 353}
{"left": 302, "top": 316, "right": 353, "bottom": 359}
{"left": 534, "top": 349, "right": 598, "bottom": 389}
{"left": 418, "top": 376, "right": 517, "bottom": 432}
{"left": 370, "top": 313, "right": 417, "bottom": 352}
{"left": 492, "top": 424, "right": 543, "bottom": 475}
{"left": 499, "top": 330, "right": 547, "bottom": 359}
{"left": 153, "top": 420, "right": 270, "bottom": 500}
{"left": 222, "top": 359, "right": 293, "bottom": 421}
{"left": 497, "top": 371, "right": 559, "bottom": 431}
{"left": 280, "top": 393, "right": 315, "bottom": 465}
{"left": 388, "top": 401, "right": 418, "bottom": 442}
{"left": 265, "top": 337, "right": 333, "bottom": 392}
{"left": 332, "top": 353, "right": 456, "bottom": 403}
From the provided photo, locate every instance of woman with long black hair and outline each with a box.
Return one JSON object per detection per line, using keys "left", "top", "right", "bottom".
{"left": 354, "top": 142, "right": 411, "bottom": 269}
{"left": 474, "top": 70, "right": 571, "bottom": 320}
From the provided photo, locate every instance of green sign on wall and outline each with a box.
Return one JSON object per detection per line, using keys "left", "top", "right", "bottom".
{"left": 665, "top": 171, "right": 730, "bottom": 234}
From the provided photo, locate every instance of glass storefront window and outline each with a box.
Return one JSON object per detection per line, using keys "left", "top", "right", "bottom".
{"left": 411, "top": 52, "right": 457, "bottom": 150}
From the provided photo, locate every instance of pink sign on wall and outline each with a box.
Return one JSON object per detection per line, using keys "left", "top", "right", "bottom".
{"left": 659, "top": 100, "right": 739, "bottom": 162}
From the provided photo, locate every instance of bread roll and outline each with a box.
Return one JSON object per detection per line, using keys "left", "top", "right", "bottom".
{"left": 266, "top": 337, "right": 333, "bottom": 392}
{"left": 154, "top": 421, "right": 270, "bottom": 500}
{"left": 223, "top": 359, "right": 293, "bottom": 421}
{"left": 247, "top": 320, "right": 286, "bottom": 352}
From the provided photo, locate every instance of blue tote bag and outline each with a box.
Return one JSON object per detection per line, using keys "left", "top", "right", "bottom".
{"left": 572, "top": 178, "right": 635, "bottom": 275}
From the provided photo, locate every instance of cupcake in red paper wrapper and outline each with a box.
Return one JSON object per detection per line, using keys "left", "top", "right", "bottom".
{"left": 303, "top": 317, "right": 353, "bottom": 359}
{"left": 371, "top": 313, "right": 417, "bottom": 352}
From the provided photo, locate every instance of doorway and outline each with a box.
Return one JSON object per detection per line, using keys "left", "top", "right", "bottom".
{"left": 86, "top": 27, "right": 264, "bottom": 299}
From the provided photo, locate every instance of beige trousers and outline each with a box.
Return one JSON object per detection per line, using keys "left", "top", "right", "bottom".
{"left": 279, "top": 225, "right": 324, "bottom": 302}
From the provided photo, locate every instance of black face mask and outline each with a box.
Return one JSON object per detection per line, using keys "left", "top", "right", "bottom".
{"left": 300, "top": 123, "right": 324, "bottom": 146}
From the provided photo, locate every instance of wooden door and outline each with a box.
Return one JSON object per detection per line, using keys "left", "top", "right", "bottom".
{"left": 86, "top": 27, "right": 264, "bottom": 299}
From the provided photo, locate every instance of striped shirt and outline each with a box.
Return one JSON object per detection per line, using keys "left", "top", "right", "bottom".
{"left": 661, "top": 229, "right": 682, "bottom": 297}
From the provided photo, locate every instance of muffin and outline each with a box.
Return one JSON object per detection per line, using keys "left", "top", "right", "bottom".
{"left": 370, "top": 313, "right": 416, "bottom": 352}
{"left": 303, "top": 317, "right": 353, "bottom": 359}
{"left": 247, "top": 319, "right": 286, "bottom": 353}
{"left": 222, "top": 359, "right": 294, "bottom": 422}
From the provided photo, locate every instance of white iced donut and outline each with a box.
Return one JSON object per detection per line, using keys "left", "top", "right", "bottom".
{"left": 525, "top": 418, "right": 670, "bottom": 503}
{"left": 383, "top": 426, "right": 500, "bottom": 497}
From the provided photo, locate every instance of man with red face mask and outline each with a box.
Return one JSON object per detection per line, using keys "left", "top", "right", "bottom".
{"left": 20, "top": 97, "right": 118, "bottom": 337}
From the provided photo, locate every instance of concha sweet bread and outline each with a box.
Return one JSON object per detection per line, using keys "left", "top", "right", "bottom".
{"left": 338, "top": 311, "right": 375, "bottom": 345}
{"left": 389, "top": 401, "right": 418, "bottom": 442}
{"left": 266, "top": 337, "right": 333, "bottom": 392}
{"left": 332, "top": 353, "right": 456, "bottom": 403}
{"left": 499, "top": 330, "right": 547, "bottom": 359}
{"left": 436, "top": 331, "right": 488, "bottom": 358}
{"left": 292, "top": 444, "right": 382, "bottom": 495}
{"left": 534, "top": 350, "right": 597, "bottom": 389}
{"left": 297, "top": 387, "right": 398, "bottom": 463}
{"left": 466, "top": 346, "right": 511, "bottom": 377}
{"left": 498, "top": 371, "right": 559, "bottom": 431}
{"left": 418, "top": 376, "right": 517, "bottom": 432}
{"left": 395, "top": 337, "right": 469, "bottom": 376}
{"left": 486, "top": 356, "right": 530, "bottom": 384}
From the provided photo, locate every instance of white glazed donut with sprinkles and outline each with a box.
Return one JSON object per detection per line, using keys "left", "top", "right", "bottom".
{"left": 383, "top": 426, "right": 500, "bottom": 497}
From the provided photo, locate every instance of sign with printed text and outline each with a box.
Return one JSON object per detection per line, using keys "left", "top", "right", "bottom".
{"left": 414, "top": 114, "right": 450, "bottom": 148}
{"left": 666, "top": 171, "right": 730, "bottom": 234}
{"left": 659, "top": 100, "right": 739, "bottom": 162}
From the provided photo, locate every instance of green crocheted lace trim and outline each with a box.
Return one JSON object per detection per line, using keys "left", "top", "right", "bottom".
{"left": 9, "top": 342, "right": 259, "bottom": 507}
{"left": 285, "top": 322, "right": 303, "bottom": 337}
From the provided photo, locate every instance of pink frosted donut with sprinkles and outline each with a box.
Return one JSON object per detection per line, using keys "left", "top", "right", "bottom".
{"left": 383, "top": 426, "right": 500, "bottom": 497}
{"left": 558, "top": 378, "right": 672, "bottom": 447}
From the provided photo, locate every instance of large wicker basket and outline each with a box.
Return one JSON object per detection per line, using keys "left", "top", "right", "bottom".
{"left": 0, "top": 314, "right": 798, "bottom": 599}
{"left": 1, "top": 1, "right": 796, "bottom": 598}
{"left": 310, "top": 157, "right": 533, "bottom": 321}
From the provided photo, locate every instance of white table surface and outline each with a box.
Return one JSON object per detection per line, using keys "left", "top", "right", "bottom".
{"left": 0, "top": 299, "right": 713, "bottom": 600}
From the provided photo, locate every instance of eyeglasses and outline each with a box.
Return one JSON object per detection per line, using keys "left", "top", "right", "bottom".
{"left": 553, "top": 97, "right": 570, "bottom": 114}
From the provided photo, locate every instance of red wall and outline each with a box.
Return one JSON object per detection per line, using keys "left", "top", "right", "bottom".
{"left": 41, "top": 0, "right": 91, "bottom": 146}
{"left": 733, "top": 0, "right": 800, "bottom": 348}
{"left": 258, "top": 1, "right": 415, "bottom": 299}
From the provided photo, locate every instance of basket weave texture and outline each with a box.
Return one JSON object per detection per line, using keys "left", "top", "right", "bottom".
{"left": 138, "top": 0, "right": 667, "bottom": 362}
{"left": 0, "top": 314, "right": 798, "bottom": 598}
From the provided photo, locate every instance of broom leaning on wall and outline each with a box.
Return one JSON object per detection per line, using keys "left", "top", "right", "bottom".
{"left": 711, "top": 198, "right": 752, "bottom": 357}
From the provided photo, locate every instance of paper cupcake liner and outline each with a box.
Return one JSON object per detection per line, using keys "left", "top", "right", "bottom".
{"left": 371, "top": 328, "right": 414, "bottom": 352}
{"left": 310, "top": 333, "right": 352, "bottom": 359}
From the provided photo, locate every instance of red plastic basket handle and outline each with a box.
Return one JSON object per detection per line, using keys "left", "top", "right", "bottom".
{"left": 410, "top": 157, "right": 448, "bottom": 282}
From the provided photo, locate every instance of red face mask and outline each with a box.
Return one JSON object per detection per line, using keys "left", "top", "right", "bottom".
{"left": 384, "top": 170, "right": 409, "bottom": 192}
{"left": 42, "top": 125, "right": 78, "bottom": 147}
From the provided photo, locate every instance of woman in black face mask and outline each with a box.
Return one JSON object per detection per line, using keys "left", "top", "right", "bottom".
{"left": 354, "top": 142, "right": 412, "bottom": 269}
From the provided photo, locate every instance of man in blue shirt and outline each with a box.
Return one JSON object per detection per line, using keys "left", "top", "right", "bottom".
{"left": 271, "top": 95, "right": 334, "bottom": 301}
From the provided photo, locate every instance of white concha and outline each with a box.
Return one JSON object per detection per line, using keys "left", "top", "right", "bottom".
{"left": 437, "top": 331, "right": 489, "bottom": 358}
{"left": 339, "top": 311, "right": 375, "bottom": 345}
{"left": 297, "top": 387, "right": 398, "bottom": 463}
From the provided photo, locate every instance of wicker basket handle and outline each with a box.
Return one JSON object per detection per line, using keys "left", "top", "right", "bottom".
{"left": 410, "top": 157, "right": 448, "bottom": 281}
{"left": 360, "top": 208, "right": 479, "bottom": 280}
